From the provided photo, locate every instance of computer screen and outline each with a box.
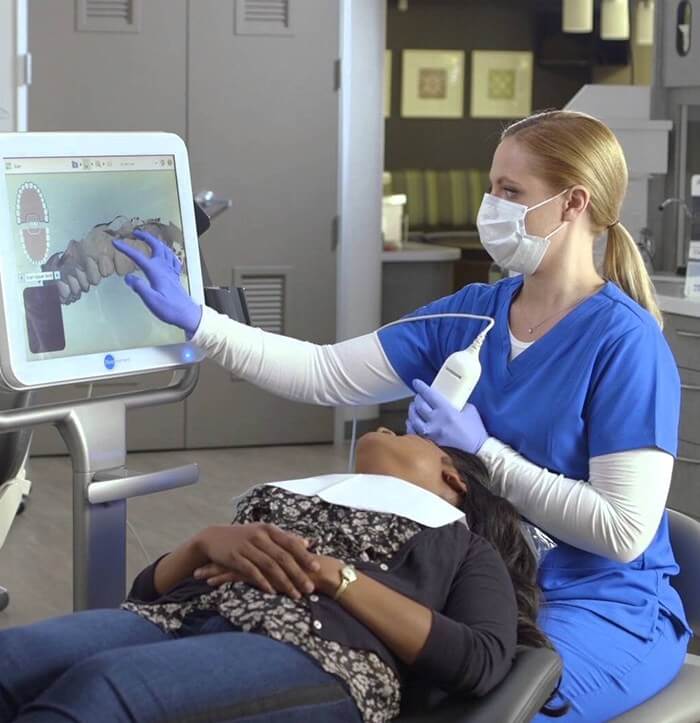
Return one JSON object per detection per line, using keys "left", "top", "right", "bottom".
{"left": 6, "top": 154, "right": 188, "bottom": 359}
{"left": 0, "top": 133, "right": 205, "bottom": 389}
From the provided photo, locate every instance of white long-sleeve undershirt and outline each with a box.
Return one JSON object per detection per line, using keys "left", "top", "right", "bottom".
{"left": 192, "top": 306, "right": 674, "bottom": 562}
{"left": 476, "top": 439, "right": 672, "bottom": 563}
{"left": 192, "top": 306, "right": 411, "bottom": 405}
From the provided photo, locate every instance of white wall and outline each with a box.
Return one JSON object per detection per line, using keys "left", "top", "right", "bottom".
{"left": 0, "top": 0, "right": 16, "bottom": 131}
{"left": 335, "top": 0, "right": 386, "bottom": 443}
{"left": 0, "top": 0, "right": 27, "bottom": 132}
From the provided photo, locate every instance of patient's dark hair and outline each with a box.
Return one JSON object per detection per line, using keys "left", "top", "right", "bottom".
{"left": 443, "top": 447, "right": 568, "bottom": 717}
{"left": 442, "top": 447, "right": 549, "bottom": 650}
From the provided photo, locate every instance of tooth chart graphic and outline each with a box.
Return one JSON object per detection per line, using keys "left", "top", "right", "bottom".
{"left": 16, "top": 182, "right": 51, "bottom": 265}
{"left": 41, "top": 215, "right": 186, "bottom": 305}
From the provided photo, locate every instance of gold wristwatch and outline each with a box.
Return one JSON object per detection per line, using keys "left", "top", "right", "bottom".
{"left": 333, "top": 564, "right": 358, "bottom": 600}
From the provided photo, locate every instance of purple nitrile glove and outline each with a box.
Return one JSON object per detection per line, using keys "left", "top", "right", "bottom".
{"left": 406, "top": 378, "right": 488, "bottom": 454}
{"left": 112, "top": 230, "right": 202, "bottom": 338}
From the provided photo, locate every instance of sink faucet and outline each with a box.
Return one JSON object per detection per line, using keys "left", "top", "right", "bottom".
{"left": 658, "top": 197, "right": 692, "bottom": 218}
{"left": 637, "top": 226, "right": 655, "bottom": 273}
{"left": 658, "top": 197, "right": 697, "bottom": 270}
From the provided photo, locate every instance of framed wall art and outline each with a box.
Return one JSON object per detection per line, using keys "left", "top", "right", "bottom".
{"left": 400, "top": 50, "right": 465, "bottom": 119}
{"left": 470, "top": 50, "right": 533, "bottom": 119}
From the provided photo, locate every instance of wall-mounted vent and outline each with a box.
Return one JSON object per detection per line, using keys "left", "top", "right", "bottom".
{"left": 235, "top": 0, "right": 295, "bottom": 37}
{"left": 76, "top": 0, "right": 142, "bottom": 33}
{"left": 233, "top": 267, "right": 289, "bottom": 334}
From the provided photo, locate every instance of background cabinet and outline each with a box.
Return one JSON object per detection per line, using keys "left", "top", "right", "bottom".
{"left": 661, "top": 0, "right": 700, "bottom": 88}
{"left": 664, "top": 311, "right": 700, "bottom": 518}
{"left": 650, "top": 1, "right": 700, "bottom": 272}
{"left": 26, "top": 0, "right": 340, "bottom": 453}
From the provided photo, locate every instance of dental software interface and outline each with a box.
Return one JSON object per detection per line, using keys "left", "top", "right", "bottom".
{"left": 4, "top": 155, "right": 191, "bottom": 361}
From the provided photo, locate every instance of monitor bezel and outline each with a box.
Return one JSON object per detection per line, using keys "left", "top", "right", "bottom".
{"left": 0, "top": 132, "right": 206, "bottom": 390}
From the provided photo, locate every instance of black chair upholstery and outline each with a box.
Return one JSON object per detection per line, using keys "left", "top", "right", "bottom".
{"left": 0, "top": 391, "right": 33, "bottom": 482}
{"left": 398, "top": 646, "right": 562, "bottom": 723}
{"left": 0, "top": 389, "right": 34, "bottom": 611}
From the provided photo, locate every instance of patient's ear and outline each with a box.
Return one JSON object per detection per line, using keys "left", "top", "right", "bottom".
{"left": 442, "top": 467, "right": 467, "bottom": 495}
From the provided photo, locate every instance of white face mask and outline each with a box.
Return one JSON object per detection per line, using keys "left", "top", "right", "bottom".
{"left": 476, "top": 189, "right": 569, "bottom": 275}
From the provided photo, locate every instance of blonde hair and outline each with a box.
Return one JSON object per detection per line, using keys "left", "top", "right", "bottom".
{"left": 501, "top": 110, "right": 662, "bottom": 327}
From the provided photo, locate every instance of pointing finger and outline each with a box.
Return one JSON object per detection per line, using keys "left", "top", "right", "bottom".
{"left": 113, "top": 238, "right": 151, "bottom": 271}
{"left": 133, "top": 229, "right": 167, "bottom": 258}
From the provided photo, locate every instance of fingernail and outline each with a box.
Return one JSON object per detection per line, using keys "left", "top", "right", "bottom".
{"left": 193, "top": 569, "right": 202, "bottom": 578}
{"left": 305, "top": 582, "right": 314, "bottom": 593}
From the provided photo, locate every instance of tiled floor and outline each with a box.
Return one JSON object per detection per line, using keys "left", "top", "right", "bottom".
{"left": 0, "top": 444, "right": 349, "bottom": 628}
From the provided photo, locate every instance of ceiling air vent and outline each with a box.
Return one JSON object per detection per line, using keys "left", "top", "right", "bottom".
{"left": 235, "top": 0, "right": 294, "bottom": 37}
{"left": 233, "top": 267, "right": 289, "bottom": 334}
{"left": 76, "top": 0, "right": 142, "bottom": 33}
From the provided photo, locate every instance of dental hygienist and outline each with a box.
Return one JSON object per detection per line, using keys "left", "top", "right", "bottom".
{"left": 114, "top": 110, "right": 690, "bottom": 721}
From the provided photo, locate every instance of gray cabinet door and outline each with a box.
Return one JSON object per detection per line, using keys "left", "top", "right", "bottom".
{"left": 185, "top": 1, "right": 339, "bottom": 448}
{"left": 26, "top": 0, "right": 188, "bottom": 454}
{"left": 24, "top": 0, "right": 339, "bottom": 452}
{"left": 28, "top": 0, "right": 187, "bottom": 136}
{"left": 671, "top": 441, "right": 700, "bottom": 518}
{"left": 664, "top": 311, "right": 700, "bottom": 371}
{"left": 680, "top": 367, "right": 700, "bottom": 446}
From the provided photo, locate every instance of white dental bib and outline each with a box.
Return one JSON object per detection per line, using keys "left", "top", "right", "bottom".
{"left": 265, "top": 474, "right": 466, "bottom": 528}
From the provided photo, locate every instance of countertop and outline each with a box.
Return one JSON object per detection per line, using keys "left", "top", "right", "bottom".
{"left": 382, "top": 241, "right": 461, "bottom": 263}
{"left": 378, "top": 261, "right": 700, "bottom": 316}
{"left": 652, "top": 274, "right": 700, "bottom": 318}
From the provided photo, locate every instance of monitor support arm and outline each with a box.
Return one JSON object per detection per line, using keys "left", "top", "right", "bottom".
{"left": 0, "top": 367, "right": 199, "bottom": 610}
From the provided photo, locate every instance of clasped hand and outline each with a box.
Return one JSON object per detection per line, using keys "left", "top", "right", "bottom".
{"left": 192, "top": 522, "right": 343, "bottom": 599}
{"left": 407, "top": 379, "right": 488, "bottom": 454}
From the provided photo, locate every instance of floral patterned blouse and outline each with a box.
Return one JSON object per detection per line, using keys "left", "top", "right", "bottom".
{"left": 122, "top": 485, "right": 425, "bottom": 722}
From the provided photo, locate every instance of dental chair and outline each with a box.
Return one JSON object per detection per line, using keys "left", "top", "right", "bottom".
{"left": 610, "top": 508, "right": 700, "bottom": 723}
{"left": 397, "top": 646, "right": 562, "bottom": 723}
{"left": 398, "top": 507, "right": 700, "bottom": 723}
{"left": 0, "top": 390, "right": 33, "bottom": 612}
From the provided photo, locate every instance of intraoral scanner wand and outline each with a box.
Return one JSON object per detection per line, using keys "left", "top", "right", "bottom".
{"left": 379, "top": 313, "right": 495, "bottom": 410}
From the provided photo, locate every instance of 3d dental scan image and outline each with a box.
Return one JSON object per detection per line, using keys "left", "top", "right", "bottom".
{"left": 4, "top": 155, "right": 191, "bottom": 362}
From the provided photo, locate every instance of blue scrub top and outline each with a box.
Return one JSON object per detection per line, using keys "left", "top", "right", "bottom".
{"left": 378, "top": 276, "right": 690, "bottom": 640}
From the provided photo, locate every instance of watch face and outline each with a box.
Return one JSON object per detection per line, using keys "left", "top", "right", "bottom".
{"left": 343, "top": 565, "right": 358, "bottom": 582}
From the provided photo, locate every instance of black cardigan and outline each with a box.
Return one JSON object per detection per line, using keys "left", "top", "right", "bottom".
{"left": 127, "top": 521, "right": 518, "bottom": 698}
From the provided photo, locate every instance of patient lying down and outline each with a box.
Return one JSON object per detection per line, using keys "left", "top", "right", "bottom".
{"left": 0, "top": 431, "right": 553, "bottom": 723}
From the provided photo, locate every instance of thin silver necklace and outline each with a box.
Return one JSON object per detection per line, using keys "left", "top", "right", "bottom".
{"left": 524, "top": 289, "right": 600, "bottom": 336}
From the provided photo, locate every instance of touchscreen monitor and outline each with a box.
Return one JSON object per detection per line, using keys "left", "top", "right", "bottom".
{"left": 0, "top": 133, "right": 205, "bottom": 389}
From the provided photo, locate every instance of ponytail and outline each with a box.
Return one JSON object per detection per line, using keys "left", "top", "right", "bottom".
{"left": 603, "top": 223, "right": 663, "bottom": 328}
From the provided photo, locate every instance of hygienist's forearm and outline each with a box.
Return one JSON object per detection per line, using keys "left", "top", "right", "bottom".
{"left": 332, "top": 572, "right": 433, "bottom": 665}
{"left": 152, "top": 536, "right": 209, "bottom": 595}
{"left": 192, "top": 306, "right": 410, "bottom": 405}
{"left": 478, "top": 439, "right": 673, "bottom": 563}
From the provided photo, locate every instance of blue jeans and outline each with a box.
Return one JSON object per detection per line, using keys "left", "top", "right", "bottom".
{"left": 0, "top": 609, "right": 361, "bottom": 723}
